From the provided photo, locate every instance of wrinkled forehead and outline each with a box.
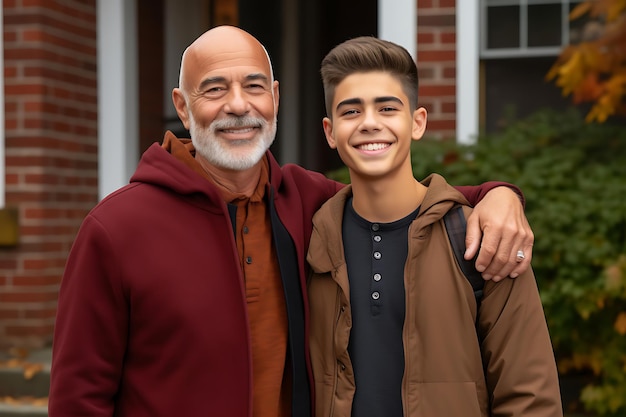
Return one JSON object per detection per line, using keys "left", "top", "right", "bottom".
{"left": 182, "top": 30, "right": 273, "bottom": 89}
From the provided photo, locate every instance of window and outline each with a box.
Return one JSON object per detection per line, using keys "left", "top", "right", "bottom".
{"left": 480, "top": 0, "right": 589, "bottom": 58}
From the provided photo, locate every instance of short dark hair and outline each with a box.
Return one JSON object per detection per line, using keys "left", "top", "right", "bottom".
{"left": 320, "top": 36, "right": 419, "bottom": 116}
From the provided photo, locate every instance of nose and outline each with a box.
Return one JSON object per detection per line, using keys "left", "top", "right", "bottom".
{"left": 223, "top": 85, "right": 250, "bottom": 116}
{"left": 359, "top": 108, "right": 381, "bottom": 132}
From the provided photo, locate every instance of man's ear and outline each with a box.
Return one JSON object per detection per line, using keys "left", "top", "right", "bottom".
{"left": 411, "top": 107, "right": 428, "bottom": 141}
{"left": 322, "top": 117, "right": 337, "bottom": 149}
{"left": 172, "top": 88, "right": 190, "bottom": 130}
{"left": 273, "top": 80, "right": 280, "bottom": 114}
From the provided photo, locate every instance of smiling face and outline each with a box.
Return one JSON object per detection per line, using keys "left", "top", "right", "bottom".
{"left": 172, "top": 26, "right": 279, "bottom": 171}
{"left": 323, "top": 71, "right": 427, "bottom": 181}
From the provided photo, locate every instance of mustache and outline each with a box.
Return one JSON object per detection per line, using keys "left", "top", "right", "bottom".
{"left": 211, "top": 116, "right": 267, "bottom": 131}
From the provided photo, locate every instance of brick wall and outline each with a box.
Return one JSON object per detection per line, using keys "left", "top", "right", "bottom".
{"left": 417, "top": 0, "right": 457, "bottom": 139}
{"left": 0, "top": 0, "right": 98, "bottom": 348}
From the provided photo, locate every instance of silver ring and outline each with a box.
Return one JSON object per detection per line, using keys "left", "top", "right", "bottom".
{"left": 516, "top": 250, "right": 525, "bottom": 262}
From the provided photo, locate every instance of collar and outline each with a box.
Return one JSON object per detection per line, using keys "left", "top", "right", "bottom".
{"left": 161, "top": 131, "right": 269, "bottom": 203}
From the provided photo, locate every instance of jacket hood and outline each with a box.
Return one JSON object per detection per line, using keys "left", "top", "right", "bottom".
{"left": 129, "top": 131, "right": 283, "bottom": 205}
{"left": 307, "top": 173, "right": 469, "bottom": 274}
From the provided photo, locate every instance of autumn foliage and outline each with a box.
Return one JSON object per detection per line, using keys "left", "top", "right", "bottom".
{"left": 547, "top": 0, "right": 626, "bottom": 123}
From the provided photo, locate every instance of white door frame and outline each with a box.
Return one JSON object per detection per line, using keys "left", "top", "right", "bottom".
{"left": 379, "top": 0, "right": 416, "bottom": 59}
{"left": 97, "top": 0, "right": 139, "bottom": 200}
{"left": 456, "top": 0, "right": 480, "bottom": 144}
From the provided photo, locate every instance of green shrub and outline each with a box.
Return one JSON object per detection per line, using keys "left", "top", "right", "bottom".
{"left": 327, "top": 109, "right": 626, "bottom": 416}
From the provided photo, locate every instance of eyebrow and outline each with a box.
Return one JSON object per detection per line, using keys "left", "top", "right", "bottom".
{"left": 198, "top": 73, "right": 270, "bottom": 91}
{"left": 335, "top": 96, "right": 404, "bottom": 111}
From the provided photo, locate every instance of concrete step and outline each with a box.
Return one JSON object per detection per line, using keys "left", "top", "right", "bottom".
{"left": 0, "top": 348, "right": 50, "bottom": 416}
{"left": 0, "top": 402, "right": 48, "bottom": 417}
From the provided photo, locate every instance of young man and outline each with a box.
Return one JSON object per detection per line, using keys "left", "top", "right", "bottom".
{"left": 307, "top": 37, "right": 562, "bottom": 417}
{"left": 49, "top": 26, "right": 534, "bottom": 417}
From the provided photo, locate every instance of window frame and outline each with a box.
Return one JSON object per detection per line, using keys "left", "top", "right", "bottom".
{"left": 480, "top": 0, "right": 583, "bottom": 59}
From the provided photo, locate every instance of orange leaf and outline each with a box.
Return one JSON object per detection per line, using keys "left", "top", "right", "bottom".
{"left": 23, "top": 363, "right": 43, "bottom": 380}
{"left": 570, "top": 2, "right": 593, "bottom": 20}
{"left": 615, "top": 312, "right": 626, "bottom": 335}
{"left": 607, "top": 0, "right": 626, "bottom": 21}
{"left": 572, "top": 73, "right": 604, "bottom": 103}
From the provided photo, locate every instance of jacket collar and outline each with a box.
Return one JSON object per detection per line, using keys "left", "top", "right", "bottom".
{"left": 307, "top": 174, "right": 470, "bottom": 275}
{"left": 133, "top": 131, "right": 285, "bottom": 204}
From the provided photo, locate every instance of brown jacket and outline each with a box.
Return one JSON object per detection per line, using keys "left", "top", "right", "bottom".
{"left": 307, "top": 174, "right": 562, "bottom": 417}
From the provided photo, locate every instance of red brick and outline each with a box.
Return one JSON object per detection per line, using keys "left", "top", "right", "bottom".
{"left": 6, "top": 323, "right": 55, "bottom": 337}
{"left": 441, "top": 31, "right": 456, "bottom": 44}
{"left": 440, "top": 0, "right": 456, "bottom": 8}
{"left": 417, "top": 49, "right": 456, "bottom": 62}
{"left": 418, "top": 66, "right": 436, "bottom": 80}
{"left": 4, "top": 83, "right": 47, "bottom": 95}
{"left": 4, "top": 173, "right": 19, "bottom": 186}
{"left": 23, "top": 173, "right": 61, "bottom": 186}
{"left": 5, "top": 119, "right": 18, "bottom": 129}
{"left": 22, "top": 257, "right": 66, "bottom": 271}
{"left": 19, "top": 225, "right": 82, "bottom": 239}
{"left": 22, "top": 28, "right": 46, "bottom": 42}
{"left": 418, "top": 32, "right": 435, "bottom": 44}
{"left": 4, "top": 65, "right": 18, "bottom": 77}
{"left": 0, "top": 291, "right": 58, "bottom": 303}
{"left": 426, "top": 118, "right": 456, "bottom": 131}
{"left": 13, "top": 274, "right": 62, "bottom": 287}
{"left": 441, "top": 101, "right": 457, "bottom": 114}
{"left": 0, "top": 258, "right": 19, "bottom": 270}
{"left": 0, "top": 309, "right": 21, "bottom": 319}
{"left": 420, "top": 84, "right": 456, "bottom": 97}
{"left": 417, "top": 14, "right": 456, "bottom": 28}
{"left": 24, "top": 308, "right": 58, "bottom": 319}
{"left": 442, "top": 66, "right": 456, "bottom": 79}
{"left": 24, "top": 207, "right": 66, "bottom": 220}
{"left": 4, "top": 0, "right": 17, "bottom": 5}
{"left": 15, "top": 241, "right": 66, "bottom": 254}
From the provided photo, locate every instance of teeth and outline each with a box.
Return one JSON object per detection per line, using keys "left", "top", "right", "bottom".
{"left": 358, "top": 143, "right": 389, "bottom": 151}
{"left": 223, "top": 128, "right": 254, "bottom": 134}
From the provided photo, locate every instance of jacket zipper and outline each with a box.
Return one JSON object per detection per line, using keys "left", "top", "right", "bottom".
{"left": 330, "top": 286, "right": 342, "bottom": 417}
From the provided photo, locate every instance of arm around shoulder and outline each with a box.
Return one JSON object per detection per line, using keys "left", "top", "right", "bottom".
{"left": 463, "top": 185, "right": 534, "bottom": 281}
{"left": 455, "top": 181, "right": 525, "bottom": 208}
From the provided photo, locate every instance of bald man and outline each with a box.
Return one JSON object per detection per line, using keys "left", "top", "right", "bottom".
{"left": 49, "top": 26, "right": 534, "bottom": 417}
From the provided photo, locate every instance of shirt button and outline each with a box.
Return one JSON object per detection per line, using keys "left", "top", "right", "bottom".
{"left": 243, "top": 226, "right": 249, "bottom": 234}
{"left": 373, "top": 273, "right": 382, "bottom": 282}
{"left": 245, "top": 256, "right": 252, "bottom": 264}
{"left": 371, "top": 224, "right": 380, "bottom": 232}
{"left": 373, "top": 235, "right": 381, "bottom": 242}
{"left": 372, "top": 291, "right": 380, "bottom": 300}
{"left": 373, "top": 251, "right": 382, "bottom": 260}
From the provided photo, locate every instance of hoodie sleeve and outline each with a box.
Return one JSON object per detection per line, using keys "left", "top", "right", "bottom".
{"left": 455, "top": 181, "right": 525, "bottom": 207}
{"left": 48, "top": 215, "right": 127, "bottom": 417}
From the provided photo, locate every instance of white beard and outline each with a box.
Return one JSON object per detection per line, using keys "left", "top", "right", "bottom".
{"left": 189, "top": 114, "right": 277, "bottom": 171}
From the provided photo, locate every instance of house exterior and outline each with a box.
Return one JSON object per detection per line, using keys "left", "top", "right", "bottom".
{"left": 0, "top": 0, "right": 581, "bottom": 348}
